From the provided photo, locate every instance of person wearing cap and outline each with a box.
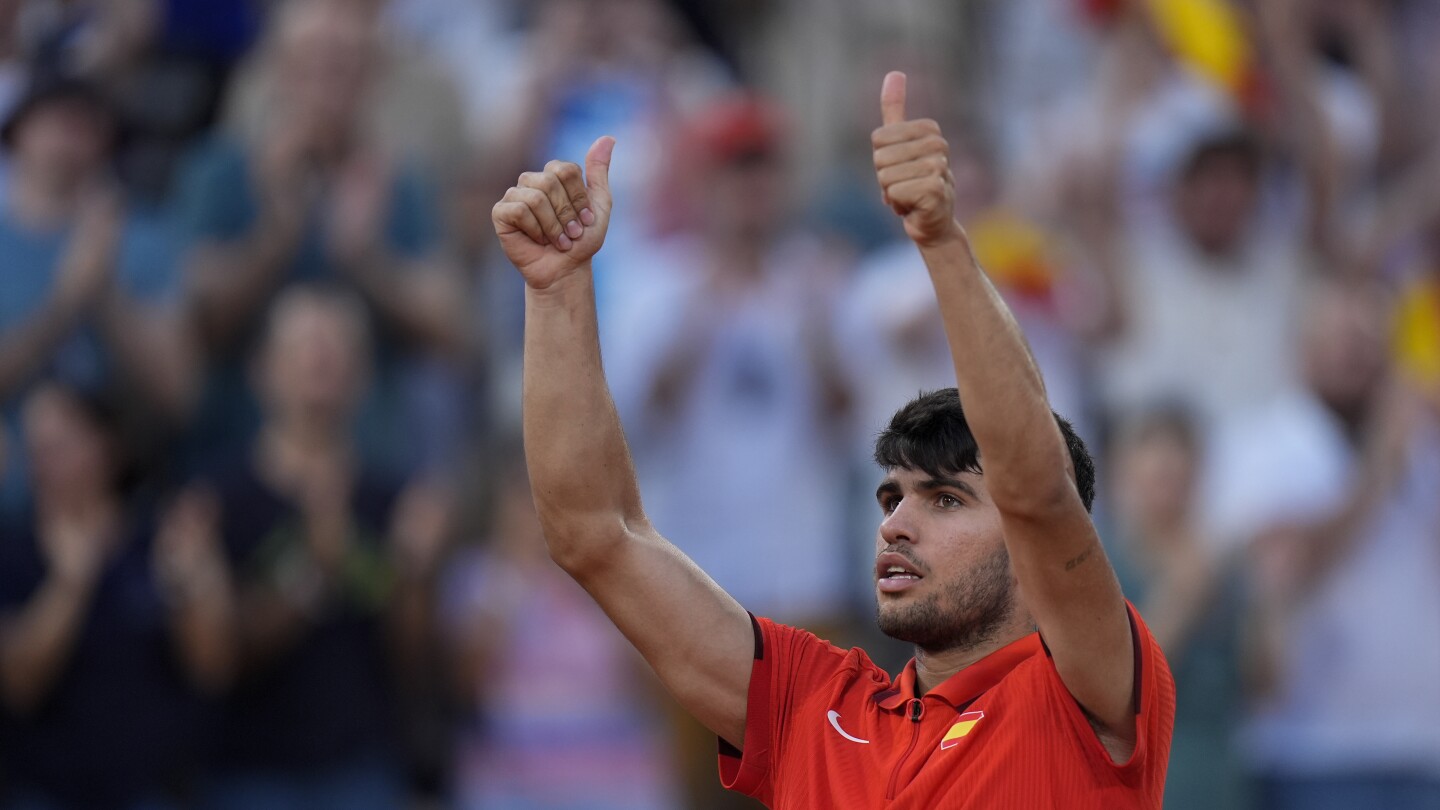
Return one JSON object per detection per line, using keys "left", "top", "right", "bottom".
{"left": 0, "top": 74, "right": 190, "bottom": 523}
{"left": 599, "top": 92, "right": 856, "bottom": 807}
{"left": 491, "top": 72, "right": 1174, "bottom": 807}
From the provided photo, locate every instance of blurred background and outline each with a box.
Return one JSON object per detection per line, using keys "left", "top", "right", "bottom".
{"left": 0, "top": 0, "right": 1437, "bottom": 808}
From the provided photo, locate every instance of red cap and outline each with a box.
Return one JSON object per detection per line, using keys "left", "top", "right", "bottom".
{"left": 686, "top": 94, "right": 786, "bottom": 163}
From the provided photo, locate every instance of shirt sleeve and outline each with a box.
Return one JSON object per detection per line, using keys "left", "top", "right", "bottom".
{"left": 717, "top": 614, "right": 849, "bottom": 804}
{"left": 1042, "top": 601, "right": 1177, "bottom": 789}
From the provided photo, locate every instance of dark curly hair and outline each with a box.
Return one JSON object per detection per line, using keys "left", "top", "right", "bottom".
{"left": 873, "top": 388, "right": 1096, "bottom": 512}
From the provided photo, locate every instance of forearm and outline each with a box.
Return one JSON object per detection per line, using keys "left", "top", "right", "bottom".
{"left": 0, "top": 297, "right": 87, "bottom": 402}
{"left": 342, "top": 254, "right": 464, "bottom": 352}
{"left": 0, "top": 576, "right": 96, "bottom": 712}
{"left": 523, "top": 266, "right": 647, "bottom": 567}
{"left": 188, "top": 215, "right": 301, "bottom": 351}
{"left": 169, "top": 579, "right": 236, "bottom": 692}
{"left": 96, "top": 296, "right": 197, "bottom": 421}
{"left": 386, "top": 572, "right": 439, "bottom": 689}
{"left": 920, "top": 229, "right": 1072, "bottom": 511}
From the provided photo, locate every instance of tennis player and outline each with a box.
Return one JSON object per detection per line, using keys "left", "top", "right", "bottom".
{"left": 491, "top": 71, "right": 1174, "bottom": 808}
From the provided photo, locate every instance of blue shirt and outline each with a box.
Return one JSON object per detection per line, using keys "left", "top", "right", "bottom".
{"left": 0, "top": 206, "right": 181, "bottom": 520}
{"left": 172, "top": 137, "right": 442, "bottom": 474}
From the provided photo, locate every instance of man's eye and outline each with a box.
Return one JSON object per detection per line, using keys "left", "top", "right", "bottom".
{"left": 881, "top": 498, "right": 899, "bottom": 514}
{"left": 938, "top": 493, "right": 961, "bottom": 508}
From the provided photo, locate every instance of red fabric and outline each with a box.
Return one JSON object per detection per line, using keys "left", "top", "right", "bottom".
{"left": 718, "top": 603, "right": 1175, "bottom": 808}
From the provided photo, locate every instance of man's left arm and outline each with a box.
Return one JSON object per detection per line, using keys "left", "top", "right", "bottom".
{"left": 874, "top": 72, "right": 1135, "bottom": 744}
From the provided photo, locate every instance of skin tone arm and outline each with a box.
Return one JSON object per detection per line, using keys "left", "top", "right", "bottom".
{"left": 326, "top": 154, "right": 466, "bottom": 354}
{"left": 153, "top": 489, "right": 236, "bottom": 692}
{"left": 0, "top": 192, "right": 118, "bottom": 403}
{"left": 492, "top": 139, "right": 754, "bottom": 749}
{"left": 185, "top": 128, "right": 309, "bottom": 353}
{"left": 0, "top": 511, "right": 113, "bottom": 713}
{"left": 874, "top": 73, "right": 1136, "bottom": 744}
{"left": 384, "top": 481, "right": 451, "bottom": 693}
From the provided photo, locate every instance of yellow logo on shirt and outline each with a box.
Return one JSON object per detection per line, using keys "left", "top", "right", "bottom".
{"left": 939, "top": 711, "right": 985, "bottom": 750}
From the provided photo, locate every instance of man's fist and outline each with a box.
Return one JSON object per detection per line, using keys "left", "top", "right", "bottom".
{"left": 873, "top": 72, "right": 962, "bottom": 247}
{"left": 493, "top": 136, "right": 615, "bottom": 290}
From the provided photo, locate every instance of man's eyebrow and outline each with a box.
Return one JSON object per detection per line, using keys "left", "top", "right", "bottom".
{"left": 875, "top": 480, "right": 901, "bottom": 502}
{"left": 918, "top": 476, "right": 980, "bottom": 501}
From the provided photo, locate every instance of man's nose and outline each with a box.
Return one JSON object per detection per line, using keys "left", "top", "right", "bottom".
{"left": 879, "top": 499, "right": 917, "bottom": 546}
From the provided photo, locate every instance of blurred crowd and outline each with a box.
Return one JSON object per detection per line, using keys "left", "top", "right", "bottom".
{"left": 0, "top": 0, "right": 1437, "bottom": 809}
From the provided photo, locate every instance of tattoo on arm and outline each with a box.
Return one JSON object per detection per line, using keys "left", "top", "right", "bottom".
{"left": 1064, "top": 548, "right": 1094, "bottom": 572}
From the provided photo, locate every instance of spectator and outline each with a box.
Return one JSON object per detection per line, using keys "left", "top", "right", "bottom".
{"left": 203, "top": 285, "right": 449, "bottom": 810}
{"left": 0, "top": 381, "right": 233, "bottom": 810}
{"left": 1080, "top": 122, "right": 1313, "bottom": 430}
{"left": 474, "top": 0, "right": 732, "bottom": 317}
{"left": 1104, "top": 405, "right": 1253, "bottom": 810}
{"left": 442, "top": 457, "right": 679, "bottom": 810}
{"left": 1207, "top": 277, "right": 1440, "bottom": 809}
{"left": 30, "top": 0, "right": 232, "bottom": 203}
{"left": 606, "top": 95, "right": 851, "bottom": 810}
{"left": 612, "top": 95, "right": 853, "bottom": 627}
{"left": 0, "top": 73, "right": 191, "bottom": 523}
{"left": 175, "top": 0, "right": 462, "bottom": 472}
{"left": 224, "top": 0, "right": 468, "bottom": 183}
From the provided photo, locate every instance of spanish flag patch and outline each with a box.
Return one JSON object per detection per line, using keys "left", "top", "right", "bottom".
{"left": 939, "top": 711, "right": 985, "bottom": 750}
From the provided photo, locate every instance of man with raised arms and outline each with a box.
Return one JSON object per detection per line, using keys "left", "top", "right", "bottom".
{"left": 491, "top": 72, "right": 1174, "bottom": 808}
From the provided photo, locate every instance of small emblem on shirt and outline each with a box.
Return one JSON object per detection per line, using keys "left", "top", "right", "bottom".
{"left": 826, "top": 710, "right": 870, "bottom": 744}
{"left": 939, "top": 710, "right": 985, "bottom": 749}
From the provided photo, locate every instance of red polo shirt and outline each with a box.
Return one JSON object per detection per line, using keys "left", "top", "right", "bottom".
{"left": 718, "top": 604, "right": 1175, "bottom": 808}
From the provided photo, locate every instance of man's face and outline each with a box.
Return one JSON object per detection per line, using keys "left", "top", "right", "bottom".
{"left": 706, "top": 153, "right": 785, "bottom": 243}
{"left": 873, "top": 467, "right": 1018, "bottom": 653}
{"left": 275, "top": 2, "right": 375, "bottom": 137}
{"left": 13, "top": 101, "right": 111, "bottom": 183}
{"left": 23, "top": 386, "right": 112, "bottom": 499}
{"left": 1174, "top": 151, "right": 1259, "bottom": 258}
{"left": 258, "top": 300, "right": 368, "bottom": 421}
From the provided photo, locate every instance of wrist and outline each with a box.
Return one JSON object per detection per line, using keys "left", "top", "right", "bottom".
{"left": 47, "top": 565, "right": 100, "bottom": 598}
{"left": 524, "top": 262, "right": 594, "bottom": 300}
{"left": 49, "top": 282, "right": 96, "bottom": 319}
{"left": 913, "top": 220, "right": 969, "bottom": 251}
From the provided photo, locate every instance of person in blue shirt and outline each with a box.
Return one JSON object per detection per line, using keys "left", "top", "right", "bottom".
{"left": 172, "top": 0, "right": 462, "bottom": 474}
{"left": 0, "top": 75, "right": 191, "bottom": 523}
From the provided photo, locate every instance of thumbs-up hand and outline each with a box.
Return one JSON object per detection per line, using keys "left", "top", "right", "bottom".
{"left": 873, "top": 72, "right": 961, "bottom": 248}
{"left": 493, "top": 136, "right": 616, "bottom": 291}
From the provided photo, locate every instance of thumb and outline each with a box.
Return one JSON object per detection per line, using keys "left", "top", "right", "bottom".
{"left": 881, "top": 71, "right": 907, "bottom": 126}
{"left": 585, "top": 135, "right": 616, "bottom": 206}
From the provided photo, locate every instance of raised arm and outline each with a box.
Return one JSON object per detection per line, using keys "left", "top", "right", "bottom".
{"left": 491, "top": 138, "right": 754, "bottom": 748}
{"left": 873, "top": 73, "right": 1135, "bottom": 743}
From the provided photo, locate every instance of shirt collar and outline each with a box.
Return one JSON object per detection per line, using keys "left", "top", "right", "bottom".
{"left": 876, "top": 632, "right": 1043, "bottom": 711}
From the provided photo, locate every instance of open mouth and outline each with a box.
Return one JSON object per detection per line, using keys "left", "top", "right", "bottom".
{"left": 876, "top": 553, "right": 924, "bottom": 593}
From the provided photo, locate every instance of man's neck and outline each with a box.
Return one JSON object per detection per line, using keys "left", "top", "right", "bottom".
{"left": 255, "top": 417, "right": 349, "bottom": 477}
{"left": 912, "top": 625, "right": 1032, "bottom": 695}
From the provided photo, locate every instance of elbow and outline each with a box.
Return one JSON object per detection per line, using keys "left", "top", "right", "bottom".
{"left": 988, "top": 471, "right": 1084, "bottom": 522}
{"left": 538, "top": 514, "right": 634, "bottom": 576}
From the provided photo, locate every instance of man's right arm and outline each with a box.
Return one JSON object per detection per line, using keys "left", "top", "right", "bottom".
{"left": 494, "top": 138, "right": 754, "bottom": 748}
